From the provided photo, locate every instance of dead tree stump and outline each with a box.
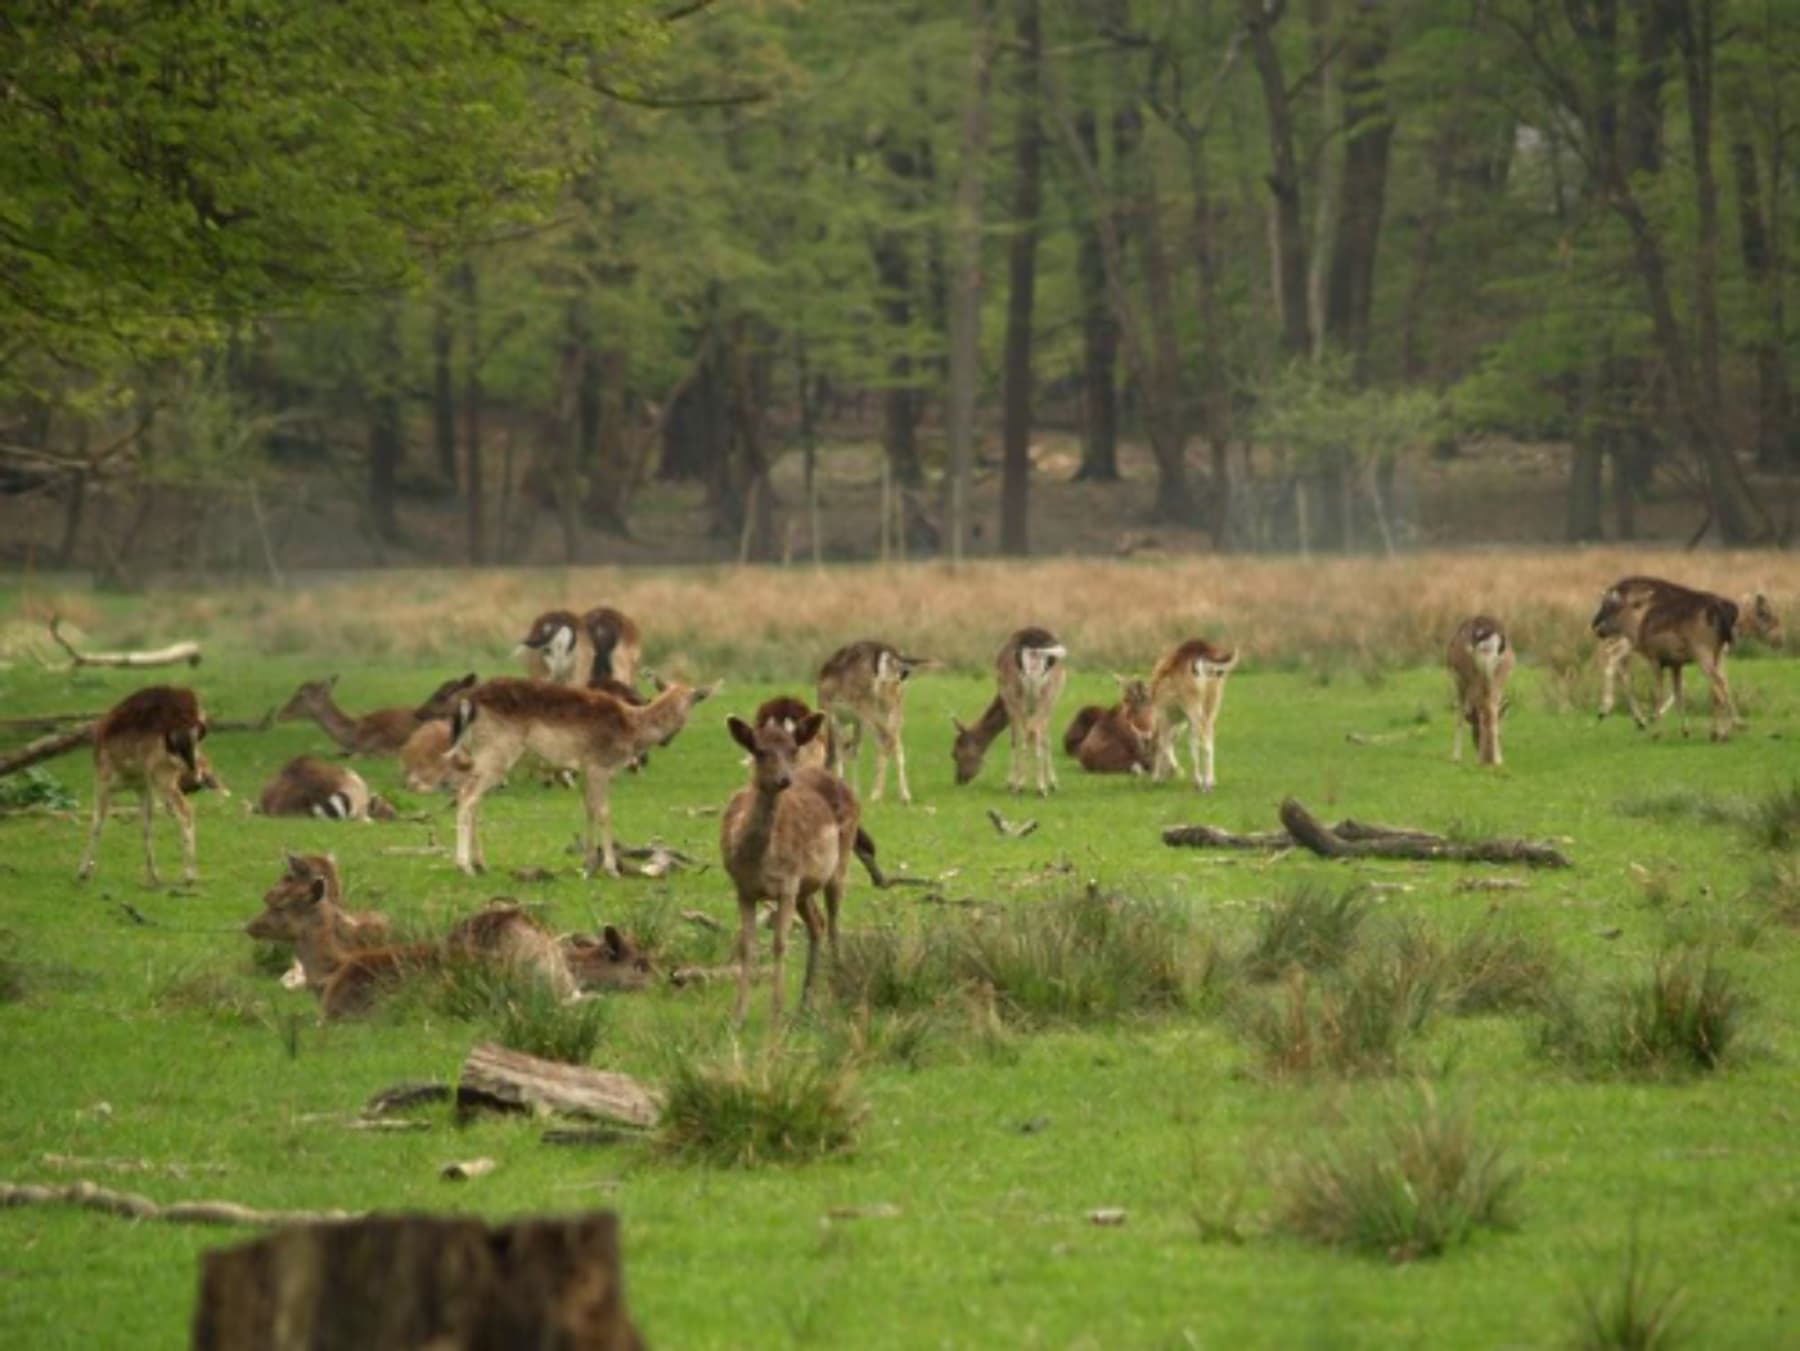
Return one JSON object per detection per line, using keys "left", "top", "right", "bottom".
{"left": 193, "top": 1211, "right": 643, "bottom": 1350}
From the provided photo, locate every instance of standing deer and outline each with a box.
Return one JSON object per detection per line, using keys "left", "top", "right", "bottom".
{"left": 721, "top": 712, "right": 863, "bottom": 1025}
{"left": 817, "top": 640, "right": 929, "bottom": 804}
{"left": 276, "top": 673, "right": 476, "bottom": 755}
{"left": 77, "top": 685, "right": 212, "bottom": 885}
{"left": 753, "top": 695, "right": 831, "bottom": 772}
{"left": 952, "top": 627, "right": 1067, "bottom": 795}
{"left": 516, "top": 606, "right": 642, "bottom": 687}
{"left": 1148, "top": 639, "right": 1239, "bottom": 791}
{"left": 1063, "top": 676, "right": 1157, "bottom": 774}
{"left": 448, "top": 677, "right": 717, "bottom": 878}
{"left": 1447, "top": 616, "right": 1514, "bottom": 765}
{"left": 1592, "top": 579, "right": 1760, "bottom": 740}
{"left": 1596, "top": 577, "right": 1782, "bottom": 731}
{"left": 257, "top": 756, "right": 396, "bottom": 820}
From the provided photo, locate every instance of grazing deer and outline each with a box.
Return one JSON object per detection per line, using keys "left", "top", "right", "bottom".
{"left": 1063, "top": 677, "right": 1157, "bottom": 774}
{"left": 1148, "top": 638, "right": 1239, "bottom": 791}
{"left": 245, "top": 853, "right": 576, "bottom": 1017}
{"left": 817, "top": 640, "right": 929, "bottom": 804}
{"left": 952, "top": 627, "right": 1067, "bottom": 795}
{"left": 1596, "top": 577, "right": 1782, "bottom": 730}
{"left": 1446, "top": 616, "right": 1514, "bottom": 766}
{"left": 721, "top": 712, "right": 864, "bottom": 1025}
{"left": 449, "top": 677, "right": 717, "bottom": 878}
{"left": 277, "top": 673, "right": 477, "bottom": 755}
{"left": 77, "top": 685, "right": 212, "bottom": 885}
{"left": 1592, "top": 578, "right": 1763, "bottom": 740}
{"left": 754, "top": 695, "right": 831, "bottom": 771}
{"left": 516, "top": 606, "right": 642, "bottom": 687}
{"left": 257, "top": 755, "right": 396, "bottom": 821}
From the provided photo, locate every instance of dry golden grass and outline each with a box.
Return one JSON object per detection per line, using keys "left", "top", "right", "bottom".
{"left": 14, "top": 548, "right": 1797, "bottom": 677}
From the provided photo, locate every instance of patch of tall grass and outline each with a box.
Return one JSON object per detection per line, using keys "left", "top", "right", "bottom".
{"left": 1569, "top": 1231, "right": 1687, "bottom": 1350}
{"left": 1240, "top": 958, "right": 1435, "bottom": 1078}
{"left": 1536, "top": 950, "right": 1745, "bottom": 1076}
{"left": 657, "top": 1048, "right": 866, "bottom": 1167}
{"left": 1242, "top": 884, "right": 1368, "bottom": 981}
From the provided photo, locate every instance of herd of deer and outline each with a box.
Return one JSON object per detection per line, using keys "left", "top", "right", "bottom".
{"left": 71, "top": 574, "right": 1781, "bottom": 1023}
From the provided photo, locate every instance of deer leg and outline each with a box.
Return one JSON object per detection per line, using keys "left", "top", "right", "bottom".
{"left": 162, "top": 784, "right": 197, "bottom": 883}
{"left": 768, "top": 882, "right": 801, "bottom": 1021}
{"left": 891, "top": 725, "right": 912, "bottom": 806}
{"left": 1200, "top": 716, "right": 1218, "bottom": 790}
{"left": 1044, "top": 717, "right": 1060, "bottom": 792}
{"left": 797, "top": 894, "right": 826, "bottom": 1011}
{"left": 867, "top": 717, "right": 890, "bottom": 802}
{"left": 1668, "top": 666, "right": 1689, "bottom": 738}
{"left": 1006, "top": 719, "right": 1024, "bottom": 794}
{"left": 454, "top": 774, "right": 493, "bottom": 876}
{"left": 1699, "top": 652, "right": 1736, "bottom": 741}
{"left": 136, "top": 791, "right": 163, "bottom": 886}
{"left": 78, "top": 778, "right": 111, "bottom": 881}
{"left": 1598, "top": 639, "right": 1629, "bottom": 718}
{"left": 733, "top": 896, "right": 758, "bottom": 1028}
{"left": 582, "top": 769, "right": 620, "bottom": 878}
{"left": 1186, "top": 719, "right": 1205, "bottom": 791}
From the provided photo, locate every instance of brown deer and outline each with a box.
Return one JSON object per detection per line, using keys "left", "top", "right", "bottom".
{"left": 953, "top": 628, "right": 1067, "bottom": 794}
{"left": 515, "top": 606, "right": 642, "bottom": 687}
{"left": 1148, "top": 638, "right": 1239, "bottom": 791}
{"left": 1063, "top": 677, "right": 1157, "bottom": 774}
{"left": 816, "top": 640, "right": 930, "bottom": 805}
{"left": 1446, "top": 616, "right": 1514, "bottom": 765}
{"left": 1592, "top": 578, "right": 1761, "bottom": 740}
{"left": 753, "top": 695, "right": 831, "bottom": 771}
{"left": 245, "top": 853, "right": 576, "bottom": 1017}
{"left": 561, "top": 926, "right": 658, "bottom": 992}
{"left": 721, "top": 712, "right": 863, "bottom": 1025}
{"left": 77, "top": 685, "right": 212, "bottom": 885}
{"left": 276, "top": 672, "right": 476, "bottom": 755}
{"left": 1596, "top": 577, "right": 1782, "bottom": 730}
{"left": 257, "top": 756, "right": 396, "bottom": 821}
{"left": 398, "top": 719, "right": 462, "bottom": 793}
{"left": 448, "top": 677, "right": 717, "bottom": 878}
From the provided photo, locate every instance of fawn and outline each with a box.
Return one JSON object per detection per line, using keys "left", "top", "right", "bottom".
{"left": 77, "top": 685, "right": 215, "bottom": 885}
{"left": 952, "top": 627, "right": 1067, "bottom": 795}
{"left": 817, "top": 640, "right": 929, "bottom": 805}
{"left": 1148, "top": 638, "right": 1238, "bottom": 791}
{"left": 1063, "top": 676, "right": 1157, "bottom": 773}
{"left": 257, "top": 755, "right": 396, "bottom": 820}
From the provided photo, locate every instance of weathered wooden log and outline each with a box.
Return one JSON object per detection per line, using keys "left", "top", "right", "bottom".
{"left": 192, "top": 1211, "right": 643, "bottom": 1351}
{"left": 50, "top": 616, "right": 201, "bottom": 669}
{"left": 0, "top": 1179, "right": 356, "bottom": 1228}
{"left": 1278, "top": 797, "right": 1570, "bottom": 868}
{"left": 1160, "top": 822, "right": 1293, "bottom": 850}
{"left": 458, "top": 1044, "right": 661, "bottom": 1129}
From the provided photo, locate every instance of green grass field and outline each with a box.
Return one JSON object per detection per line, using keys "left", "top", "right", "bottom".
{"left": 2, "top": 608, "right": 1797, "bottom": 1348}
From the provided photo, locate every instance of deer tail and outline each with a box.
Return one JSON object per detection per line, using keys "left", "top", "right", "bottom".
{"left": 854, "top": 827, "right": 886, "bottom": 889}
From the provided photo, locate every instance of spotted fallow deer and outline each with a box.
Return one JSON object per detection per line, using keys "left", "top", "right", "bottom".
{"left": 516, "top": 606, "right": 642, "bottom": 688}
{"left": 245, "top": 852, "right": 576, "bottom": 1017}
{"left": 257, "top": 755, "right": 396, "bottom": 821}
{"left": 77, "top": 685, "right": 213, "bottom": 885}
{"left": 1063, "top": 676, "right": 1157, "bottom": 774}
{"left": 448, "top": 676, "right": 717, "bottom": 878}
{"left": 1592, "top": 577, "right": 1767, "bottom": 741}
{"left": 276, "top": 673, "right": 476, "bottom": 755}
{"left": 817, "top": 640, "right": 930, "bottom": 805}
{"left": 952, "top": 627, "right": 1067, "bottom": 795}
{"left": 1595, "top": 576, "right": 1782, "bottom": 732}
{"left": 1148, "top": 638, "right": 1239, "bottom": 792}
{"left": 721, "top": 712, "right": 864, "bottom": 1025}
{"left": 1447, "top": 616, "right": 1514, "bottom": 765}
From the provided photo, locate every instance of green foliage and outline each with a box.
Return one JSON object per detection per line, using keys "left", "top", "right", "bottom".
{"left": 1275, "top": 1085, "right": 1519, "bottom": 1261}
{"left": 1570, "top": 1232, "right": 1688, "bottom": 1350}
{"left": 493, "top": 982, "right": 610, "bottom": 1066}
{"left": 1538, "top": 951, "right": 1746, "bottom": 1076}
{"left": 1746, "top": 781, "right": 1800, "bottom": 852}
{"left": 657, "top": 1049, "right": 866, "bottom": 1168}
{"left": 0, "top": 768, "right": 77, "bottom": 813}
{"left": 1242, "top": 884, "right": 1369, "bottom": 981}
{"left": 1241, "top": 959, "right": 1435, "bottom": 1078}
{"left": 1253, "top": 357, "right": 1444, "bottom": 471}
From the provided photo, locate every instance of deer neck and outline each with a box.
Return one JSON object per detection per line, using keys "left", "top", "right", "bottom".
{"left": 293, "top": 914, "right": 355, "bottom": 988}
{"left": 730, "top": 785, "right": 783, "bottom": 865}
{"left": 622, "top": 688, "right": 692, "bottom": 753}
{"left": 969, "top": 694, "right": 1010, "bottom": 750}
{"left": 305, "top": 694, "right": 363, "bottom": 750}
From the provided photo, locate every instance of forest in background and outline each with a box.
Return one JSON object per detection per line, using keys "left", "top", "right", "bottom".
{"left": 1, "top": 0, "right": 1798, "bottom": 579}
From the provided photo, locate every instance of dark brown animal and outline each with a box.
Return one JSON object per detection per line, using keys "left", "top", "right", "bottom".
{"left": 1064, "top": 677, "right": 1157, "bottom": 774}
{"left": 257, "top": 755, "right": 396, "bottom": 820}
{"left": 1446, "top": 616, "right": 1514, "bottom": 766}
{"left": 515, "top": 607, "right": 642, "bottom": 688}
{"left": 753, "top": 695, "right": 831, "bottom": 772}
{"left": 276, "top": 673, "right": 476, "bottom": 755}
{"left": 1596, "top": 577, "right": 1781, "bottom": 732}
{"left": 78, "top": 685, "right": 211, "bottom": 884}
{"left": 952, "top": 628, "right": 1066, "bottom": 793}
{"left": 1592, "top": 577, "right": 1760, "bottom": 739}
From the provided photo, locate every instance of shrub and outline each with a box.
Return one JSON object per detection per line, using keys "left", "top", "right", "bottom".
{"left": 657, "top": 1050, "right": 865, "bottom": 1167}
{"left": 1276, "top": 1084, "right": 1518, "bottom": 1261}
{"left": 0, "top": 768, "right": 77, "bottom": 812}
{"left": 1570, "top": 1232, "right": 1687, "bottom": 1349}
{"left": 1242, "top": 884, "right": 1368, "bottom": 981}
{"left": 1243, "top": 959, "right": 1433, "bottom": 1078}
{"left": 1537, "top": 950, "right": 1744, "bottom": 1076}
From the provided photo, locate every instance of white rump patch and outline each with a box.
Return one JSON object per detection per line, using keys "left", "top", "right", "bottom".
{"left": 1020, "top": 644, "right": 1066, "bottom": 684}
{"left": 1474, "top": 633, "right": 1504, "bottom": 678}
{"left": 326, "top": 792, "right": 352, "bottom": 820}
{"left": 876, "top": 651, "right": 899, "bottom": 682}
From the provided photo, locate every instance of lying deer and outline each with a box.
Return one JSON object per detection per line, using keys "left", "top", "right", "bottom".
{"left": 1062, "top": 677, "right": 1157, "bottom": 774}
{"left": 449, "top": 676, "right": 717, "bottom": 878}
{"left": 516, "top": 606, "right": 642, "bottom": 687}
{"left": 1596, "top": 577, "right": 1782, "bottom": 731}
{"left": 953, "top": 628, "right": 1067, "bottom": 794}
{"left": 817, "top": 640, "right": 930, "bottom": 805}
{"left": 398, "top": 719, "right": 463, "bottom": 794}
{"left": 1592, "top": 577, "right": 1761, "bottom": 740}
{"left": 277, "top": 672, "right": 476, "bottom": 755}
{"left": 722, "top": 711, "right": 864, "bottom": 1025}
{"left": 77, "top": 685, "right": 215, "bottom": 885}
{"left": 245, "top": 852, "right": 576, "bottom": 1017}
{"left": 1149, "top": 638, "right": 1239, "bottom": 791}
{"left": 1446, "top": 616, "right": 1514, "bottom": 766}
{"left": 257, "top": 755, "right": 396, "bottom": 821}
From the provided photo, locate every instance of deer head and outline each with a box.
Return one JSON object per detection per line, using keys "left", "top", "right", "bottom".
{"left": 246, "top": 852, "right": 340, "bottom": 941}
{"left": 729, "top": 711, "right": 823, "bottom": 795}
{"left": 277, "top": 676, "right": 339, "bottom": 721}
{"left": 950, "top": 715, "right": 985, "bottom": 786}
{"left": 415, "top": 673, "right": 478, "bottom": 720}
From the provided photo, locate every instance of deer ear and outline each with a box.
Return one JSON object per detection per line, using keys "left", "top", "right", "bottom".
{"left": 283, "top": 850, "right": 307, "bottom": 875}
{"left": 950, "top": 714, "right": 968, "bottom": 734}
{"left": 727, "top": 716, "right": 757, "bottom": 754}
{"left": 795, "top": 711, "right": 827, "bottom": 747}
{"left": 694, "top": 680, "right": 722, "bottom": 702}
{"left": 305, "top": 876, "right": 328, "bottom": 905}
{"left": 602, "top": 925, "right": 626, "bottom": 959}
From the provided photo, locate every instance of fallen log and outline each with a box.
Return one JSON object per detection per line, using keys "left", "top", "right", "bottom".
{"left": 1278, "top": 797, "right": 1570, "bottom": 868}
{"left": 49, "top": 616, "right": 200, "bottom": 669}
{"left": 458, "top": 1044, "right": 661, "bottom": 1129}
{"left": 0, "top": 722, "right": 94, "bottom": 778}
{"left": 0, "top": 1179, "right": 356, "bottom": 1228}
{"left": 193, "top": 1211, "right": 642, "bottom": 1351}
{"left": 1160, "top": 822, "right": 1291, "bottom": 851}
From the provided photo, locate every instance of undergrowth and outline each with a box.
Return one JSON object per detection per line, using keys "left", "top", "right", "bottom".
{"left": 1537, "top": 950, "right": 1745, "bottom": 1076}
{"left": 657, "top": 1048, "right": 866, "bottom": 1167}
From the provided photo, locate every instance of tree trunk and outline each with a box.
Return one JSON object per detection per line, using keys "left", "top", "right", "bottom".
{"left": 193, "top": 1212, "right": 642, "bottom": 1351}
{"left": 947, "top": 0, "right": 996, "bottom": 565}
{"left": 1322, "top": 0, "right": 1393, "bottom": 380}
{"left": 368, "top": 306, "right": 404, "bottom": 545}
{"left": 1243, "top": 0, "right": 1312, "bottom": 357}
{"left": 459, "top": 262, "right": 486, "bottom": 566}
{"left": 871, "top": 167, "right": 924, "bottom": 488}
{"left": 1135, "top": 145, "right": 1194, "bottom": 524}
{"left": 999, "top": 0, "right": 1042, "bottom": 555}
{"left": 1073, "top": 107, "right": 1121, "bottom": 482}
{"left": 432, "top": 284, "right": 458, "bottom": 490}
{"left": 1728, "top": 116, "right": 1791, "bottom": 471}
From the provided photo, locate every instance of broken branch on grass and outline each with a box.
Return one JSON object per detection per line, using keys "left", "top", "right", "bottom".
{"left": 987, "top": 808, "right": 1040, "bottom": 839}
{"left": 0, "top": 1180, "right": 359, "bottom": 1228}
{"left": 1163, "top": 799, "right": 1571, "bottom": 868}
{"left": 48, "top": 617, "right": 201, "bottom": 670}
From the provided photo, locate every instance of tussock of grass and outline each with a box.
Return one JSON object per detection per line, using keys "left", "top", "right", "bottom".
{"left": 657, "top": 1050, "right": 866, "bottom": 1167}
{"left": 1242, "top": 960, "right": 1434, "bottom": 1078}
{"left": 1243, "top": 885, "right": 1367, "bottom": 981}
{"left": 1615, "top": 787, "right": 1753, "bottom": 829}
{"left": 0, "top": 767, "right": 77, "bottom": 813}
{"left": 493, "top": 982, "right": 608, "bottom": 1065}
{"left": 1745, "top": 857, "right": 1800, "bottom": 928}
{"left": 1537, "top": 950, "right": 1745, "bottom": 1076}
{"left": 1276, "top": 1085, "right": 1519, "bottom": 1261}
{"left": 829, "top": 892, "right": 1227, "bottom": 1029}
{"left": 1443, "top": 922, "right": 1562, "bottom": 1015}
{"left": 1571, "top": 1232, "right": 1687, "bottom": 1350}
{"left": 1746, "top": 781, "right": 1800, "bottom": 852}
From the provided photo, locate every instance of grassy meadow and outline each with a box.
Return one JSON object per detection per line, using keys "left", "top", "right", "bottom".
{"left": 2, "top": 557, "right": 1798, "bottom": 1348}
